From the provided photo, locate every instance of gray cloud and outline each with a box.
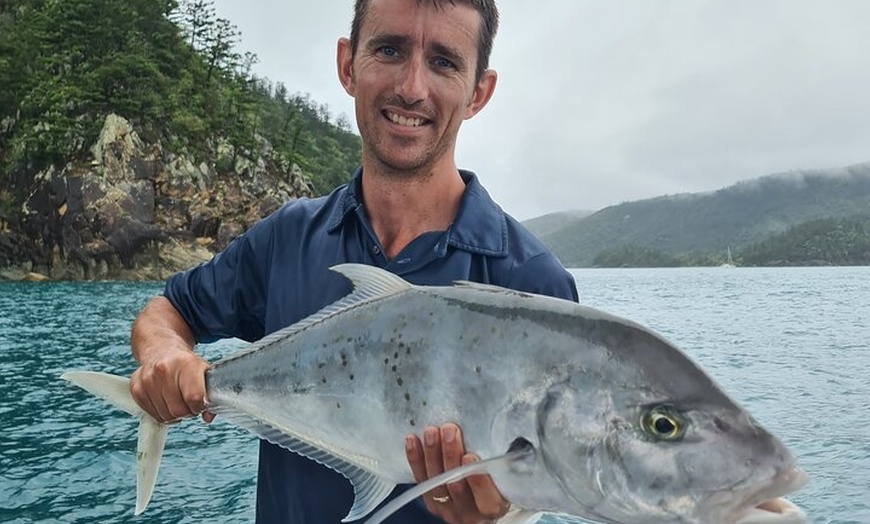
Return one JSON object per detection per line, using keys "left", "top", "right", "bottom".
{"left": 214, "top": 0, "right": 870, "bottom": 220}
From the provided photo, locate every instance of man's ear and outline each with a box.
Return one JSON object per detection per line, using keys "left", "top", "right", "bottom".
{"left": 337, "top": 37, "right": 355, "bottom": 96}
{"left": 464, "top": 69, "right": 498, "bottom": 120}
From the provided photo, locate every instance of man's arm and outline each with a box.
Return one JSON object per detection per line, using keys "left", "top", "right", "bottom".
{"left": 129, "top": 296, "right": 213, "bottom": 423}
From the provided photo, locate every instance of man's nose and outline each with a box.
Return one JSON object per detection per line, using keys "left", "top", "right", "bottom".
{"left": 395, "top": 56, "right": 428, "bottom": 105}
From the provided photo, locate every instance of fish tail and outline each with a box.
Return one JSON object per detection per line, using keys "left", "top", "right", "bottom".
{"left": 61, "top": 371, "right": 168, "bottom": 515}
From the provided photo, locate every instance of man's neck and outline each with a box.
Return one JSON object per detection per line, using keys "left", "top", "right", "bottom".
{"left": 360, "top": 163, "right": 466, "bottom": 260}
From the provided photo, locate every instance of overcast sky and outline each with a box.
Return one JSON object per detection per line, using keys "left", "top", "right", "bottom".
{"left": 213, "top": 1, "right": 870, "bottom": 220}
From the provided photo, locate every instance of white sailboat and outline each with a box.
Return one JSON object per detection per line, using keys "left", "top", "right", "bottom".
{"left": 720, "top": 246, "right": 735, "bottom": 268}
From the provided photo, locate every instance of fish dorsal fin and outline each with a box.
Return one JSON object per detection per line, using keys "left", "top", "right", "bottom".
{"left": 215, "top": 406, "right": 395, "bottom": 522}
{"left": 214, "top": 264, "right": 412, "bottom": 365}
{"left": 330, "top": 263, "right": 412, "bottom": 297}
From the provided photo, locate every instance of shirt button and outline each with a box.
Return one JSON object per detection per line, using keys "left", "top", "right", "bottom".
{"left": 371, "top": 245, "right": 381, "bottom": 255}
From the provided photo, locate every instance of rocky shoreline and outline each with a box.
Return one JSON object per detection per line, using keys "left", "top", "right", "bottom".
{"left": 0, "top": 114, "right": 314, "bottom": 282}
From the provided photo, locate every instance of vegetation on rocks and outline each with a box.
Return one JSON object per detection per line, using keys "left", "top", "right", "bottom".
{"left": 0, "top": 0, "right": 361, "bottom": 280}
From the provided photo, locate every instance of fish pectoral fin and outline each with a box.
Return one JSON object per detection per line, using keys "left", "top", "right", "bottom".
{"left": 362, "top": 446, "right": 536, "bottom": 524}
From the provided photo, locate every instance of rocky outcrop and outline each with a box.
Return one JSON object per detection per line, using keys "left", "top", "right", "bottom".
{"left": 0, "top": 114, "right": 314, "bottom": 281}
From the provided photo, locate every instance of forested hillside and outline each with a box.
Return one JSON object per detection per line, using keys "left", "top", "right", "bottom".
{"left": 532, "top": 163, "right": 870, "bottom": 267}
{"left": 0, "top": 0, "right": 361, "bottom": 280}
{"left": 0, "top": 0, "right": 360, "bottom": 209}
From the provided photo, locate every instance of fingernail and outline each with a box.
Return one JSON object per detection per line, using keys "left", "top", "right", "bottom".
{"left": 424, "top": 427, "right": 437, "bottom": 446}
{"left": 442, "top": 425, "right": 456, "bottom": 443}
{"left": 405, "top": 435, "right": 415, "bottom": 451}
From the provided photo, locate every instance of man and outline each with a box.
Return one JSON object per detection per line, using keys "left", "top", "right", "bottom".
{"left": 129, "top": 0, "right": 578, "bottom": 523}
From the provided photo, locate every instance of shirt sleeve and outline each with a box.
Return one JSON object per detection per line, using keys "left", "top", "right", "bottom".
{"left": 163, "top": 218, "right": 273, "bottom": 344}
{"left": 507, "top": 251, "right": 579, "bottom": 303}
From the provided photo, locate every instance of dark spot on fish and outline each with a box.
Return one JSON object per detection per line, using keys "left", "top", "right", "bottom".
{"left": 384, "top": 358, "right": 390, "bottom": 365}
{"left": 232, "top": 383, "right": 243, "bottom": 394}
{"left": 649, "top": 478, "right": 665, "bottom": 490}
{"left": 346, "top": 337, "right": 353, "bottom": 343}
{"left": 422, "top": 400, "right": 427, "bottom": 407}
{"left": 713, "top": 416, "right": 730, "bottom": 433}
{"left": 523, "top": 331, "right": 529, "bottom": 338}
{"left": 404, "top": 392, "right": 410, "bottom": 402}
{"left": 397, "top": 377, "right": 404, "bottom": 386}
{"left": 392, "top": 365, "right": 397, "bottom": 373}
{"left": 410, "top": 418, "right": 416, "bottom": 426}
{"left": 336, "top": 403, "right": 341, "bottom": 409}
{"left": 475, "top": 365, "right": 481, "bottom": 374}
{"left": 394, "top": 351, "right": 399, "bottom": 359}
{"left": 318, "top": 362, "right": 325, "bottom": 369}
{"left": 349, "top": 374, "right": 355, "bottom": 381}
{"left": 321, "top": 377, "right": 327, "bottom": 384}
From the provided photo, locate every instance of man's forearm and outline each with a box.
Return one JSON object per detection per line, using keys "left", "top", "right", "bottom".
{"left": 131, "top": 296, "right": 196, "bottom": 365}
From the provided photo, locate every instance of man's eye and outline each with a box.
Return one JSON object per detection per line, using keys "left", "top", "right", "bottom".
{"left": 378, "top": 46, "right": 399, "bottom": 58}
{"left": 432, "top": 57, "right": 455, "bottom": 70}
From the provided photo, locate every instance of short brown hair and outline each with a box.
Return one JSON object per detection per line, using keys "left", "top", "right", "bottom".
{"left": 350, "top": 0, "right": 499, "bottom": 82}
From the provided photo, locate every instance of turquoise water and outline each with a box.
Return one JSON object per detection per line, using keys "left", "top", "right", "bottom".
{"left": 0, "top": 267, "right": 867, "bottom": 523}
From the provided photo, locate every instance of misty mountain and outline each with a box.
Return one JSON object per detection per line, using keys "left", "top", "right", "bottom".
{"left": 522, "top": 210, "right": 595, "bottom": 238}
{"left": 527, "top": 162, "right": 870, "bottom": 267}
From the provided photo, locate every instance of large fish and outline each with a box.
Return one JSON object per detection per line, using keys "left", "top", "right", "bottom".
{"left": 62, "top": 264, "right": 806, "bottom": 524}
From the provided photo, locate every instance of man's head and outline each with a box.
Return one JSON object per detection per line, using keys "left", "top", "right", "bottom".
{"left": 337, "top": 0, "right": 499, "bottom": 176}
{"left": 350, "top": 0, "right": 499, "bottom": 83}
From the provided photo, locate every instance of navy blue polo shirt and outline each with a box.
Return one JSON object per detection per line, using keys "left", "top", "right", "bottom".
{"left": 164, "top": 169, "right": 578, "bottom": 523}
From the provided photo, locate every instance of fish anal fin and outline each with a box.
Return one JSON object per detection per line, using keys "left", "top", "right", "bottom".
{"left": 341, "top": 472, "right": 395, "bottom": 522}
{"left": 215, "top": 407, "right": 395, "bottom": 521}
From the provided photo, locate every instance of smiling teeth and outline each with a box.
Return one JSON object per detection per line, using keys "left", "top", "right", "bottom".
{"left": 388, "top": 112, "right": 424, "bottom": 127}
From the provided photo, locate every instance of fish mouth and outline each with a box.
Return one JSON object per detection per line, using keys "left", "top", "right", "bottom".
{"left": 732, "top": 468, "right": 807, "bottom": 524}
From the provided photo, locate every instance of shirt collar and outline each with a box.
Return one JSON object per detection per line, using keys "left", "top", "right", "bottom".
{"left": 326, "top": 168, "right": 508, "bottom": 257}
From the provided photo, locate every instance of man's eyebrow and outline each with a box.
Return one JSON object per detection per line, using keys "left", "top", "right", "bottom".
{"left": 366, "top": 34, "right": 411, "bottom": 49}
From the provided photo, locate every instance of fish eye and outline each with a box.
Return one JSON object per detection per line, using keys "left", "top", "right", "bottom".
{"left": 642, "top": 406, "right": 685, "bottom": 441}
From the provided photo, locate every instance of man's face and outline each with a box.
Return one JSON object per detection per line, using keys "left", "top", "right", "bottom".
{"left": 338, "top": 0, "right": 496, "bottom": 176}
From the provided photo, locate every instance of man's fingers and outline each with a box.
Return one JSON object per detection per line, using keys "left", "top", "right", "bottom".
{"left": 441, "top": 424, "right": 475, "bottom": 510}
{"left": 423, "top": 426, "right": 444, "bottom": 478}
{"left": 406, "top": 433, "right": 441, "bottom": 514}
{"left": 463, "top": 453, "right": 511, "bottom": 518}
{"left": 405, "top": 434, "right": 427, "bottom": 484}
{"left": 178, "top": 360, "right": 208, "bottom": 415}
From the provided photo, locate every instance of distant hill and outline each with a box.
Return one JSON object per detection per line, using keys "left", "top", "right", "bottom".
{"left": 522, "top": 210, "right": 595, "bottom": 238}
{"left": 531, "top": 163, "right": 870, "bottom": 267}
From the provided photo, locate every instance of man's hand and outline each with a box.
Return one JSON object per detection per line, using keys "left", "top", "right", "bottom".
{"left": 130, "top": 348, "right": 211, "bottom": 423}
{"left": 129, "top": 296, "right": 213, "bottom": 423}
{"left": 406, "top": 423, "right": 511, "bottom": 524}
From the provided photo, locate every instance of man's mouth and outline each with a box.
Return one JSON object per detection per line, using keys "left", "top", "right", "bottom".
{"left": 385, "top": 111, "right": 427, "bottom": 128}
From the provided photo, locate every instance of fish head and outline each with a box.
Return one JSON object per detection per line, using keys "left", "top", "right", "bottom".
{"left": 534, "top": 333, "right": 806, "bottom": 524}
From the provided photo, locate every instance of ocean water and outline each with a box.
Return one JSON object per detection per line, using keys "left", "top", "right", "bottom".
{"left": 0, "top": 267, "right": 867, "bottom": 523}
